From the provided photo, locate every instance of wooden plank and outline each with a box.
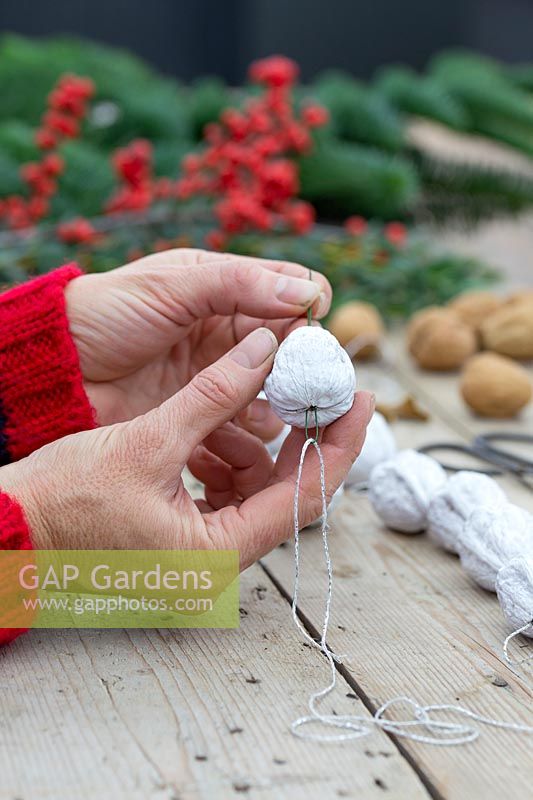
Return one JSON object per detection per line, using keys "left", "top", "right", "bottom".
{"left": 263, "top": 340, "right": 533, "bottom": 800}
{"left": 0, "top": 562, "right": 430, "bottom": 800}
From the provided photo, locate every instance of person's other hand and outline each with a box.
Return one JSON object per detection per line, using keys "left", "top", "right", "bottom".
{"left": 65, "top": 249, "right": 331, "bottom": 441}
{"left": 0, "top": 329, "right": 373, "bottom": 569}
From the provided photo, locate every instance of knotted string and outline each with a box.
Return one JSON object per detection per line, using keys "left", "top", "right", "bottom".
{"left": 290, "top": 427, "right": 533, "bottom": 745}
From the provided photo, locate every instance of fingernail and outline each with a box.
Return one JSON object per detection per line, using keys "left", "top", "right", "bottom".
{"left": 275, "top": 276, "right": 320, "bottom": 307}
{"left": 315, "top": 291, "right": 329, "bottom": 317}
{"left": 230, "top": 328, "right": 278, "bottom": 369}
{"left": 367, "top": 393, "right": 376, "bottom": 422}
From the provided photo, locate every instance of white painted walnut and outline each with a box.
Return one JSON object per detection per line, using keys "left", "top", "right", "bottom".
{"left": 264, "top": 326, "right": 356, "bottom": 428}
{"left": 458, "top": 504, "right": 533, "bottom": 592}
{"left": 427, "top": 471, "right": 506, "bottom": 554}
{"left": 368, "top": 449, "right": 446, "bottom": 533}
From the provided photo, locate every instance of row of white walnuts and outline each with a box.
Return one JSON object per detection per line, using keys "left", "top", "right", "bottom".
{"left": 368, "top": 445, "right": 533, "bottom": 641}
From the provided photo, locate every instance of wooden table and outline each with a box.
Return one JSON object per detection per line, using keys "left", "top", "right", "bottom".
{"left": 1, "top": 335, "right": 532, "bottom": 800}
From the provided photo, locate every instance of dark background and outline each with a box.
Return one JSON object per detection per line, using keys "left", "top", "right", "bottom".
{"left": 1, "top": 0, "right": 533, "bottom": 82}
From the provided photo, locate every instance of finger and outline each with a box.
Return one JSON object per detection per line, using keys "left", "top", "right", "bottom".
{"left": 125, "top": 255, "right": 329, "bottom": 323}
{"left": 140, "top": 327, "right": 278, "bottom": 477}
{"left": 248, "top": 259, "right": 331, "bottom": 319}
{"left": 204, "top": 392, "right": 375, "bottom": 569}
{"left": 187, "top": 448, "right": 241, "bottom": 509}
{"left": 202, "top": 423, "right": 273, "bottom": 498}
{"left": 188, "top": 446, "right": 233, "bottom": 493}
{"left": 210, "top": 253, "right": 332, "bottom": 318}
{"left": 234, "top": 399, "right": 285, "bottom": 442}
{"left": 134, "top": 247, "right": 332, "bottom": 307}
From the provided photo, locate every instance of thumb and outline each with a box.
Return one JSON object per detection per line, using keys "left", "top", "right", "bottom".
{"left": 140, "top": 327, "right": 278, "bottom": 474}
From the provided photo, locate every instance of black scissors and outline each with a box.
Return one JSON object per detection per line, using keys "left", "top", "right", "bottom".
{"left": 418, "top": 432, "right": 533, "bottom": 491}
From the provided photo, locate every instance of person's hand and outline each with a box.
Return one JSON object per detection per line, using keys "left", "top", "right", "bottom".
{"left": 0, "top": 329, "right": 373, "bottom": 569}
{"left": 65, "top": 249, "right": 332, "bottom": 441}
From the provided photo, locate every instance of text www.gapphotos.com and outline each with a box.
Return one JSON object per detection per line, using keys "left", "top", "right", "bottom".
{"left": 22, "top": 594, "right": 214, "bottom": 615}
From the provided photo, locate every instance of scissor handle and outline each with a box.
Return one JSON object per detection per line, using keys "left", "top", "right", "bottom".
{"left": 417, "top": 443, "right": 502, "bottom": 476}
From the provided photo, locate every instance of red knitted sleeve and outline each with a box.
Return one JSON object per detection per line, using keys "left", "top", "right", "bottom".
{"left": 0, "top": 265, "right": 96, "bottom": 645}
{"left": 0, "top": 264, "right": 96, "bottom": 463}
{"left": 0, "top": 491, "right": 33, "bottom": 645}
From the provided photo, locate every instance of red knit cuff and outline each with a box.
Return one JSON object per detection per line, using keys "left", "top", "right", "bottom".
{"left": 0, "top": 264, "right": 96, "bottom": 462}
{"left": 0, "top": 490, "right": 33, "bottom": 646}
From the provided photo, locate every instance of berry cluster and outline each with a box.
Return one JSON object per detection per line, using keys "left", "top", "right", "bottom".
{"left": 175, "top": 55, "right": 328, "bottom": 249}
{"left": 0, "top": 74, "right": 94, "bottom": 232}
{"left": 105, "top": 139, "right": 177, "bottom": 214}
{"left": 36, "top": 74, "right": 94, "bottom": 150}
{"left": 106, "top": 139, "right": 154, "bottom": 213}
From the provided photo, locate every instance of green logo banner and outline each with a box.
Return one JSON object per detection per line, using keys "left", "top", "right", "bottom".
{"left": 0, "top": 550, "right": 239, "bottom": 629}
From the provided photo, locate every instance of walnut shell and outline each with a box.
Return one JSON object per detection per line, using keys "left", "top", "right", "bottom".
{"left": 448, "top": 290, "right": 503, "bottom": 332}
{"left": 327, "top": 301, "right": 384, "bottom": 359}
{"left": 407, "top": 307, "right": 477, "bottom": 371}
{"left": 461, "top": 352, "right": 532, "bottom": 417}
{"left": 480, "top": 302, "right": 533, "bottom": 359}
{"left": 264, "top": 326, "right": 356, "bottom": 427}
{"left": 505, "top": 289, "right": 533, "bottom": 308}
{"left": 407, "top": 307, "right": 450, "bottom": 347}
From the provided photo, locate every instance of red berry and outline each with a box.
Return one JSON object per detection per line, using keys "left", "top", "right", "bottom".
{"left": 6, "top": 202, "right": 32, "bottom": 230}
{"left": 35, "top": 128, "right": 57, "bottom": 150}
{"left": 384, "top": 221, "right": 407, "bottom": 246}
{"left": 221, "top": 109, "right": 249, "bottom": 139}
{"left": 34, "top": 178, "right": 57, "bottom": 198}
{"left": 20, "top": 162, "right": 43, "bottom": 187}
{"left": 301, "top": 103, "right": 329, "bottom": 128}
{"left": 283, "top": 201, "right": 315, "bottom": 234}
{"left": 284, "top": 122, "right": 311, "bottom": 153}
{"left": 248, "top": 56, "right": 299, "bottom": 88}
{"left": 345, "top": 215, "right": 368, "bottom": 236}
{"left": 57, "top": 217, "right": 98, "bottom": 244}
{"left": 27, "top": 196, "right": 49, "bottom": 220}
{"left": 182, "top": 153, "right": 202, "bottom": 174}
{"left": 42, "top": 153, "right": 64, "bottom": 177}
{"left": 43, "top": 111, "right": 79, "bottom": 138}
